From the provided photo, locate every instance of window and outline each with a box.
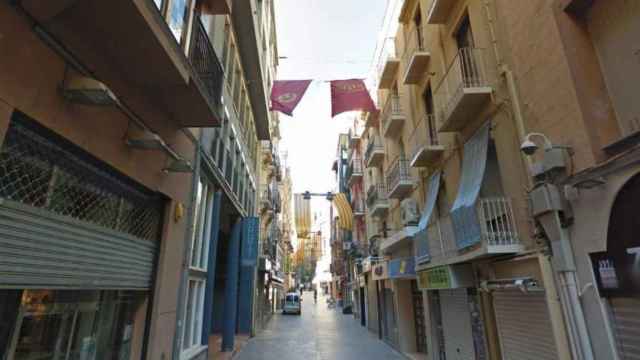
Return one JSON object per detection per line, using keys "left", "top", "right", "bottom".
{"left": 167, "top": 0, "right": 194, "bottom": 45}
{"left": 455, "top": 15, "right": 474, "bottom": 49}
{"left": 182, "top": 279, "right": 205, "bottom": 352}
{"left": 182, "top": 176, "right": 214, "bottom": 355}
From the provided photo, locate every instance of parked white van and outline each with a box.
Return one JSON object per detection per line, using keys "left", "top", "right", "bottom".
{"left": 283, "top": 293, "right": 301, "bottom": 315}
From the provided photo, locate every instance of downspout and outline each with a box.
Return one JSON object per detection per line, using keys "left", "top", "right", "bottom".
{"left": 481, "top": 1, "right": 580, "bottom": 360}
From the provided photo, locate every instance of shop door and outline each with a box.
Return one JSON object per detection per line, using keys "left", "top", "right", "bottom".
{"left": 383, "top": 288, "right": 399, "bottom": 349}
{"left": 610, "top": 297, "right": 640, "bottom": 359}
{"left": 440, "top": 289, "right": 474, "bottom": 360}
{"left": 411, "top": 281, "right": 427, "bottom": 353}
{"left": 493, "top": 290, "right": 558, "bottom": 360}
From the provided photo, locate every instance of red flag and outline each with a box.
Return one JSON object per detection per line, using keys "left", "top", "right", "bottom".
{"left": 330, "top": 79, "right": 377, "bottom": 117}
{"left": 270, "top": 80, "right": 312, "bottom": 116}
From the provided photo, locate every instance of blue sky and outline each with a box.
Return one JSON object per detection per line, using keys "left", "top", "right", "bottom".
{"left": 273, "top": 0, "right": 397, "bottom": 267}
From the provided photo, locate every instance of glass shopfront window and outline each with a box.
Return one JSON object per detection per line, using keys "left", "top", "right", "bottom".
{"left": 1, "top": 290, "right": 146, "bottom": 360}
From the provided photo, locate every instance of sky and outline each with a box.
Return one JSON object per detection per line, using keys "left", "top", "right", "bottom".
{"left": 273, "top": 0, "right": 400, "bottom": 279}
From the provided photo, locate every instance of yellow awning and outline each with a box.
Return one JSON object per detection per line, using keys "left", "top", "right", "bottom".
{"left": 333, "top": 193, "right": 353, "bottom": 230}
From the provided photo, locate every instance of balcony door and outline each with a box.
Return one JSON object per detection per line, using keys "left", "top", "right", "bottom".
{"left": 455, "top": 15, "right": 479, "bottom": 86}
{"left": 423, "top": 86, "right": 437, "bottom": 145}
{"left": 414, "top": 7, "right": 424, "bottom": 49}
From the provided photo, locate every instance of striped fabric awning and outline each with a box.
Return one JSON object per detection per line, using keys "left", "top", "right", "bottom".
{"left": 332, "top": 193, "right": 353, "bottom": 230}
{"left": 294, "top": 193, "right": 311, "bottom": 238}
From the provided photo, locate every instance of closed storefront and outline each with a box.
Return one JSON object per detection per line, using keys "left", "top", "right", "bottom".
{"left": 440, "top": 289, "right": 475, "bottom": 359}
{"left": 609, "top": 297, "right": 640, "bottom": 359}
{"left": 493, "top": 290, "right": 559, "bottom": 360}
{"left": 411, "top": 280, "right": 427, "bottom": 354}
{"left": 381, "top": 284, "right": 399, "bottom": 349}
{"left": 366, "top": 274, "right": 379, "bottom": 335}
{"left": 0, "top": 115, "right": 163, "bottom": 359}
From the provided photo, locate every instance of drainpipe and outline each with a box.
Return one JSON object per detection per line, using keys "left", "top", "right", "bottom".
{"left": 481, "top": 1, "right": 588, "bottom": 359}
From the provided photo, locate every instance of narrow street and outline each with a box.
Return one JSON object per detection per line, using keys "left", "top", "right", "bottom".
{"left": 236, "top": 292, "right": 403, "bottom": 360}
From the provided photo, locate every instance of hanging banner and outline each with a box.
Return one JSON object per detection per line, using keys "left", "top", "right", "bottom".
{"left": 270, "top": 80, "right": 312, "bottom": 116}
{"left": 330, "top": 79, "right": 377, "bottom": 117}
{"left": 388, "top": 257, "right": 416, "bottom": 279}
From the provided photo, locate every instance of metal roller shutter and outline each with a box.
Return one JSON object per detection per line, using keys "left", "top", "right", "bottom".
{"left": 493, "top": 290, "right": 558, "bottom": 360}
{"left": 610, "top": 297, "right": 640, "bottom": 360}
{"left": 440, "top": 289, "right": 475, "bottom": 360}
{"left": 0, "top": 200, "right": 156, "bottom": 290}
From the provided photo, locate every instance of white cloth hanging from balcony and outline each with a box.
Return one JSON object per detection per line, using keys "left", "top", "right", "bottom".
{"left": 415, "top": 171, "right": 442, "bottom": 262}
{"left": 450, "top": 122, "right": 490, "bottom": 249}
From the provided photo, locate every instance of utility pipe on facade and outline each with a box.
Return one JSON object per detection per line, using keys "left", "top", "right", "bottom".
{"left": 482, "top": 1, "right": 593, "bottom": 359}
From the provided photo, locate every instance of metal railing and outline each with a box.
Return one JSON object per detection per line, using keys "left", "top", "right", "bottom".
{"left": 409, "top": 114, "right": 440, "bottom": 161}
{"left": 386, "top": 156, "right": 412, "bottom": 192}
{"left": 348, "top": 156, "right": 363, "bottom": 178}
{"left": 477, "top": 197, "right": 520, "bottom": 246}
{"left": 366, "top": 183, "right": 388, "bottom": 208}
{"left": 418, "top": 216, "right": 458, "bottom": 263}
{"left": 402, "top": 25, "right": 429, "bottom": 64}
{"left": 189, "top": 15, "right": 224, "bottom": 109}
{"left": 365, "top": 136, "right": 384, "bottom": 164}
{"left": 380, "top": 95, "right": 404, "bottom": 132}
{"left": 352, "top": 197, "right": 366, "bottom": 214}
{"left": 434, "top": 48, "right": 490, "bottom": 122}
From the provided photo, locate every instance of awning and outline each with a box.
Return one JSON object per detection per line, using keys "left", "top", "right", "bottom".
{"left": 333, "top": 193, "right": 353, "bottom": 230}
{"left": 451, "top": 123, "right": 490, "bottom": 249}
{"left": 415, "top": 171, "right": 442, "bottom": 262}
{"left": 294, "top": 193, "right": 311, "bottom": 238}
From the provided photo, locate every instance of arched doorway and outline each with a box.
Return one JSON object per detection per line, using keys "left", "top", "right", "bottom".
{"left": 603, "top": 173, "right": 640, "bottom": 359}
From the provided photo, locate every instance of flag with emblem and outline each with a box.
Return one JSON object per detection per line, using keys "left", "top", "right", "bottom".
{"left": 330, "top": 79, "right": 377, "bottom": 117}
{"left": 270, "top": 80, "right": 312, "bottom": 116}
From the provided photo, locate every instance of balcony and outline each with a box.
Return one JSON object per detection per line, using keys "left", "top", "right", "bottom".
{"left": 377, "top": 38, "right": 400, "bottom": 90}
{"left": 386, "top": 156, "right": 413, "bottom": 199}
{"left": 20, "top": 1, "right": 224, "bottom": 127}
{"left": 347, "top": 156, "right": 364, "bottom": 186}
{"left": 363, "top": 110, "right": 379, "bottom": 129}
{"left": 427, "top": 0, "right": 456, "bottom": 24}
{"left": 402, "top": 26, "right": 431, "bottom": 85}
{"left": 435, "top": 48, "right": 493, "bottom": 133}
{"left": 435, "top": 48, "right": 493, "bottom": 132}
{"left": 366, "top": 183, "right": 390, "bottom": 218}
{"left": 410, "top": 114, "right": 445, "bottom": 167}
{"left": 352, "top": 198, "right": 366, "bottom": 218}
{"left": 349, "top": 121, "right": 364, "bottom": 147}
{"left": 260, "top": 189, "right": 273, "bottom": 215}
{"left": 380, "top": 95, "right": 406, "bottom": 138}
{"left": 381, "top": 225, "right": 419, "bottom": 254}
{"left": 365, "top": 136, "right": 385, "bottom": 168}
{"left": 417, "top": 198, "right": 523, "bottom": 270}
{"left": 262, "top": 142, "right": 273, "bottom": 164}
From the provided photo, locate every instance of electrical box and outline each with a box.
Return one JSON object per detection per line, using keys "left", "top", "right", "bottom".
{"left": 530, "top": 183, "right": 563, "bottom": 217}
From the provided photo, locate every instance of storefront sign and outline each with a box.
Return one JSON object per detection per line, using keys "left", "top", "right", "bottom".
{"left": 591, "top": 248, "right": 640, "bottom": 297}
{"left": 358, "top": 275, "right": 366, "bottom": 286}
{"left": 372, "top": 261, "right": 388, "bottom": 281}
{"left": 362, "top": 257, "right": 372, "bottom": 273}
{"left": 388, "top": 257, "right": 416, "bottom": 279}
{"left": 417, "top": 264, "right": 473, "bottom": 290}
{"left": 242, "top": 217, "right": 260, "bottom": 267}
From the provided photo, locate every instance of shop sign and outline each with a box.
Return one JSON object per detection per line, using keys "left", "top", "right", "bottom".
{"left": 417, "top": 264, "right": 474, "bottom": 290}
{"left": 358, "top": 275, "right": 366, "bottom": 286}
{"left": 372, "top": 261, "right": 388, "bottom": 281}
{"left": 388, "top": 257, "right": 416, "bottom": 279}
{"left": 591, "top": 247, "right": 640, "bottom": 297}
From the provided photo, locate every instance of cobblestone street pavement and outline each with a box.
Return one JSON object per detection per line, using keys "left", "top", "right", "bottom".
{"left": 235, "top": 293, "right": 404, "bottom": 360}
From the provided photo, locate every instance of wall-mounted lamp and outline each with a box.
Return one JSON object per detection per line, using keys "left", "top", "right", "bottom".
{"left": 62, "top": 75, "right": 118, "bottom": 106}
{"left": 163, "top": 157, "right": 194, "bottom": 173}
{"left": 126, "top": 129, "right": 167, "bottom": 150}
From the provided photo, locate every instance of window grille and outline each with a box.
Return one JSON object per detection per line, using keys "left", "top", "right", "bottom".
{"left": 0, "top": 113, "right": 163, "bottom": 242}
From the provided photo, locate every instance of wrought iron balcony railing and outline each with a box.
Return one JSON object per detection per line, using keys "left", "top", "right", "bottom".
{"left": 366, "top": 183, "right": 388, "bottom": 208}
{"left": 365, "top": 136, "right": 384, "bottom": 166}
{"left": 386, "top": 156, "right": 412, "bottom": 194}
{"left": 189, "top": 15, "right": 224, "bottom": 110}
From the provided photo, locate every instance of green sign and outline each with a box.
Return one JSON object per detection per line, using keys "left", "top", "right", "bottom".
{"left": 418, "top": 267, "right": 451, "bottom": 290}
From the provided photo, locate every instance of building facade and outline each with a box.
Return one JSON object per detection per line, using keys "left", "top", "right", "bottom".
{"left": 0, "top": 0, "right": 282, "bottom": 359}
{"left": 333, "top": 1, "right": 640, "bottom": 360}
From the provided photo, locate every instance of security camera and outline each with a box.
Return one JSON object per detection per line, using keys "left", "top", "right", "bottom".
{"left": 520, "top": 139, "right": 539, "bottom": 156}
